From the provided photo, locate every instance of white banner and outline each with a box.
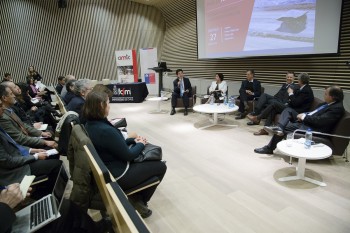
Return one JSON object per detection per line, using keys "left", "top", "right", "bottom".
{"left": 140, "top": 48, "right": 158, "bottom": 95}
{"left": 115, "top": 49, "right": 138, "bottom": 83}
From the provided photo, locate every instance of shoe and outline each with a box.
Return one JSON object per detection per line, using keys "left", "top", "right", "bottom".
{"left": 184, "top": 109, "right": 188, "bottom": 116}
{"left": 254, "top": 146, "right": 273, "bottom": 154}
{"left": 129, "top": 196, "right": 153, "bottom": 218}
{"left": 253, "top": 128, "right": 269, "bottom": 136}
{"left": 247, "top": 114, "right": 260, "bottom": 125}
{"left": 247, "top": 121, "right": 259, "bottom": 126}
{"left": 170, "top": 109, "right": 176, "bottom": 115}
{"left": 264, "top": 126, "right": 284, "bottom": 136}
{"left": 235, "top": 113, "right": 245, "bottom": 120}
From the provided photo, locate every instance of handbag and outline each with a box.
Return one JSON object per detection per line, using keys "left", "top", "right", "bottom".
{"left": 134, "top": 143, "right": 162, "bottom": 162}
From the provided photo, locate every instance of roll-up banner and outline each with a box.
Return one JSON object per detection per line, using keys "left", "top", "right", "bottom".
{"left": 115, "top": 49, "right": 138, "bottom": 83}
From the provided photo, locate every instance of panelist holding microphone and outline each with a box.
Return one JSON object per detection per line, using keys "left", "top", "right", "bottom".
{"left": 170, "top": 69, "right": 192, "bottom": 116}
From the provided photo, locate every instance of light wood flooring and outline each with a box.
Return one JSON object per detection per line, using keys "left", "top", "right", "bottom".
{"left": 106, "top": 98, "right": 350, "bottom": 233}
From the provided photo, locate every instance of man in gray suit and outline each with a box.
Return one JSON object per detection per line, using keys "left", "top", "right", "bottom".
{"left": 0, "top": 85, "right": 57, "bottom": 148}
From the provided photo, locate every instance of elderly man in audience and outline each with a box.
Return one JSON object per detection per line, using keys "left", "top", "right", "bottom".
{"left": 0, "top": 85, "right": 57, "bottom": 149}
{"left": 254, "top": 85, "right": 344, "bottom": 154}
{"left": 248, "top": 72, "right": 313, "bottom": 136}
{"left": 60, "top": 75, "right": 75, "bottom": 98}
{"left": 235, "top": 69, "right": 262, "bottom": 119}
{"left": 67, "top": 79, "right": 92, "bottom": 116}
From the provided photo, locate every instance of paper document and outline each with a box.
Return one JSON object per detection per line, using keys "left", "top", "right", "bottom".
{"left": 20, "top": 175, "right": 36, "bottom": 198}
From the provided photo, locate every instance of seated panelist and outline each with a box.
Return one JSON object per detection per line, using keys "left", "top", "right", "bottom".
{"left": 209, "top": 73, "right": 227, "bottom": 100}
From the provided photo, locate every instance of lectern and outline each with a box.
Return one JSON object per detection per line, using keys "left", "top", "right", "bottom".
{"left": 149, "top": 62, "right": 172, "bottom": 97}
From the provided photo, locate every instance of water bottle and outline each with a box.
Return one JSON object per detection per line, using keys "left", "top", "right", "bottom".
{"left": 229, "top": 96, "right": 235, "bottom": 108}
{"left": 223, "top": 95, "right": 228, "bottom": 105}
{"left": 209, "top": 94, "right": 214, "bottom": 105}
{"left": 304, "top": 128, "right": 312, "bottom": 149}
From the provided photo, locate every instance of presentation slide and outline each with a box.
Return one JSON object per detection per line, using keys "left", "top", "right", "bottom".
{"left": 197, "top": 0, "right": 342, "bottom": 59}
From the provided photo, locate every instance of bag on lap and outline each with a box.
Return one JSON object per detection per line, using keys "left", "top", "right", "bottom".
{"left": 134, "top": 143, "right": 162, "bottom": 162}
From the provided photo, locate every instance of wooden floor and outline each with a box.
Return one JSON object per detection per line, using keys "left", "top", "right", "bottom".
{"left": 108, "top": 98, "right": 350, "bottom": 233}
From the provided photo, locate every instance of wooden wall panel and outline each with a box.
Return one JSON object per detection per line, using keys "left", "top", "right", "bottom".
{"left": 0, "top": 0, "right": 165, "bottom": 85}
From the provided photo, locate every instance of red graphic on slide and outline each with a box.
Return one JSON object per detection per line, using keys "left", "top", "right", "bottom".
{"left": 205, "top": 0, "right": 255, "bottom": 55}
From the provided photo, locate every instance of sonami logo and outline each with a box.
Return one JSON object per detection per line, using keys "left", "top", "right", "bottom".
{"left": 118, "top": 54, "right": 131, "bottom": 60}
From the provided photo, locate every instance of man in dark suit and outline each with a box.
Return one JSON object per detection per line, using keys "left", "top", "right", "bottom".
{"left": 67, "top": 79, "right": 92, "bottom": 116}
{"left": 170, "top": 69, "right": 192, "bottom": 116}
{"left": 254, "top": 85, "right": 345, "bottom": 154}
{"left": 55, "top": 76, "right": 65, "bottom": 95}
{"left": 235, "top": 69, "right": 261, "bottom": 119}
{"left": 248, "top": 72, "right": 313, "bottom": 135}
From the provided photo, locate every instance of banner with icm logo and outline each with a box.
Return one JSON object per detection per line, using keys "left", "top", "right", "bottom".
{"left": 115, "top": 49, "right": 138, "bottom": 83}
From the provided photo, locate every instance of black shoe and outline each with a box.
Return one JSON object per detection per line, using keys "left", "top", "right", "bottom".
{"left": 184, "top": 110, "right": 188, "bottom": 116}
{"left": 254, "top": 146, "right": 273, "bottom": 154}
{"left": 264, "top": 126, "right": 284, "bottom": 136}
{"left": 247, "top": 121, "right": 259, "bottom": 126}
{"left": 170, "top": 109, "right": 176, "bottom": 115}
{"left": 235, "top": 112, "right": 246, "bottom": 120}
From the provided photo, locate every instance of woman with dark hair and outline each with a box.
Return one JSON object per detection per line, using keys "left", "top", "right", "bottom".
{"left": 83, "top": 91, "right": 167, "bottom": 218}
{"left": 27, "top": 65, "right": 42, "bottom": 81}
{"left": 209, "top": 73, "right": 227, "bottom": 96}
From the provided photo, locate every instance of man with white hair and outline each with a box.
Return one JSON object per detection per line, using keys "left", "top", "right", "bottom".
{"left": 66, "top": 79, "right": 92, "bottom": 116}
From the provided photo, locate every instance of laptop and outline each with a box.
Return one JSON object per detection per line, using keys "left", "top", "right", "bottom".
{"left": 11, "top": 164, "right": 69, "bottom": 233}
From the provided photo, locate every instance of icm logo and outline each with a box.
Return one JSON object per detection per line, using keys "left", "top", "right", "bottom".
{"left": 113, "top": 87, "right": 131, "bottom": 96}
{"left": 118, "top": 54, "right": 131, "bottom": 60}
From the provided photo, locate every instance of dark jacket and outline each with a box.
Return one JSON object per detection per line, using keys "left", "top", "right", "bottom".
{"left": 63, "top": 91, "right": 75, "bottom": 105}
{"left": 288, "top": 84, "right": 314, "bottom": 113}
{"left": 55, "top": 83, "right": 64, "bottom": 95}
{"left": 303, "top": 101, "right": 345, "bottom": 133}
{"left": 0, "top": 203, "right": 16, "bottom": 233}
{"left": 239, "top": 79, "right": 262, "bottom": 98}
{"left": 0, "top": 128, "right": 34, "bottom": 186}
{"left": 274, "top": 83, "right": 299, "bottom": 103}
{"left": 173, "top": 77, "right": 192, "bottom": 95}
{"left": 85, "top": 119, "right": 144, "bottom": 178}
{"left": 67, "top": 96, "right": 85, "bottom": 116}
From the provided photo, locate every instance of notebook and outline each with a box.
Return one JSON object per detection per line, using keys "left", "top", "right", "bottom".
{"left": 11, "top": 164, "right": 69, "bottom": 233}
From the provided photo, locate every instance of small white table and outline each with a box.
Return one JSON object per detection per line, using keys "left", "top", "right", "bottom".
{"left": 193, "top": 104, "right": 238, "bottom": 129}
{"left": 277, "top": 140, "right": 332, "bottom": 186}
{"left": 147, "top": 97, "right": 169, "bottom": 114}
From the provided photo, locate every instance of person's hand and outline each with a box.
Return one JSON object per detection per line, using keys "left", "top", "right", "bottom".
{"left": 31, "top": 148, "right": 46, "bottom": 153}
{"left": 246, "top": 90, "right": 253, "bottom": 95}
{"left": 44, "top": 140, "right": 57, "bottom": 148}
{"left": 41, "top": 132, "right": 52, "bottom": 138}
{"left": 135, "top": 136, "right": 147, "bottom": 145}
{"left": 0, "top": 183, "right": 23, "bottom": 209}
{"left": 185, "top": 89, "right": 189, "bottom": 93}
{"left": 297, "top": 113, "right": 304, "bottom": 122}
{"left": 287, "top": 87, "right": 294, "bottom": 94}
{"left": 37, "top": 152, "right": 48, "bottom": 160}
{"left": 31, "top": 106, "right": 38, "bottom": 112}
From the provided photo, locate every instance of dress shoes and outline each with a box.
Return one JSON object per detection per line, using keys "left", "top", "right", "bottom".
{"left": 254, "top": 146, "right": 273, "bottom": 154}
{"left": 235, "top": 112, "right": 246, "bottom": 120}
{"left": 264, "top": 126, "right": 284, "bottom": 136}
{"left": 184, "top": 109, "right": 188, "bottom": 116}
{"left": 247, "top": 114, "right": 260, "bottom": 125}
{"left": 170, "top": 109, "right": 176, "bottom": 115}
{"left": 253, "top": 128, "right": 269, "bottom": 136}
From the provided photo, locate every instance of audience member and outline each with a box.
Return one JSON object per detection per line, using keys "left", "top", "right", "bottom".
{"left": 67, "top": 79, "right": 92, "bottom": 116}
{"left": 2, "top": 73, "right": 12, "bottom": 83}
{"left": 254, "top": 85, "right": 344, "bottom": 154}
{"left": 83, "top": 91, "right": 167, "bottom": 218}
{"left": 170, "top": 69, "right": 192, "bottom": 116}
{"left": 61, "top": 75, "right": 75, "bottom": 98}
{"left": 0, "top": 86, "right": 57, "bottom": 149}
{"left": 209, "top": 73, "right": 227, "bottom": 101}
{"left": 248, "top": 73, "right": 314, "bottom": 136}
{"left": 27, "top": 66, "right": 42, "bottom": 81}
{"left": 62, "top": 79, "right": 76, "bottom": 104}
{"left": 235, "top": 69, "right": 262, "bottom": 119}
{"left": 55, "top": 76, "right": 65, "bottom": 94}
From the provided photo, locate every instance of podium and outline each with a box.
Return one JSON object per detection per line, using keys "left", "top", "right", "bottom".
{"left": 149, "top": 67, "right": 172, "bottom": 97}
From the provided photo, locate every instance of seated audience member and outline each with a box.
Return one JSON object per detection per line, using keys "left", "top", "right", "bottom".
{"left": 2, "top": 73, "right": 12, "bottom": 83}
{"left": 235, "top": 69, "right": 262, "bottom": 119}
{"left": 209, "top": 73, "right": 227, "bottom": 101}
{"left": 170, "top": 69, "right": 192, "bottom": 116}
{"left": 83, "top": 91, "right": 167, "bottom": 218}
{"left": 67, "top": 79, "right": 92, "bottom": 116}
{"left": 0, "top": 100, "right": 62, "bottom": 198}
{"left": 27, "top": 65, "right": 42, "bottom": 82}
{"left": 248, "top": 73, "right": 314, "bottom": 136}
{"left": 254, "top": 85, "right": 344, "bottom": 154}
{"left": 55, "top": 76, "right": 65, "bottom": 95}
{"left": 63, "top": 79, "right": 76, "bottom": 104}
{"left": 0, "top": 86, "right": 57, "bottom": 149}
{"left": 0, "top": 183, "right": 110, "bottom": 233}
{"left": 26, "top": 76, "right": 51, "bottom": 102}
{"left": 61, "top": 75, "right": 76, "bottom": 98}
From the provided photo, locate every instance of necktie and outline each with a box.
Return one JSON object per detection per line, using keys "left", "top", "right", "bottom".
{"left": 6, "top": 110, "right": 29, "bottom": 135}
{"left": 307, "top": 104, "right": 328, "bottom": 116}
{"left": 180, "top": 79, "right": 184, "bottom": 97}
{"left": 0, "top": 127, "right": 29, "bottom": 156}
